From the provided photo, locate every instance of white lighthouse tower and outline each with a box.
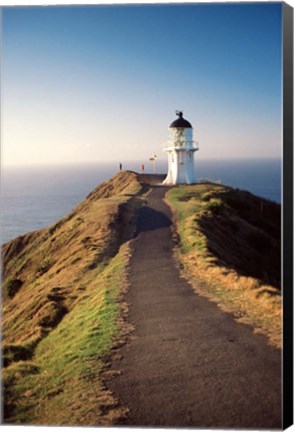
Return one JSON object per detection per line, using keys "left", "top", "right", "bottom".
{"left": 163, "top": 111, "right": 198, "bottom": 185}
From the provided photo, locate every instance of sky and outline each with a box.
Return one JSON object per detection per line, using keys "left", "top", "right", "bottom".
{"left": 1, "top": 2, "right": 282, "bottom": 166}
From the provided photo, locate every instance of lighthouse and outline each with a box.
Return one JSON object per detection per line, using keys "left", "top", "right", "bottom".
{"left": 163, "top": 111, "right": 198, "bottom": 185}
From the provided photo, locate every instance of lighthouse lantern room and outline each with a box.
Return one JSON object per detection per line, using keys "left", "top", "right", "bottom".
{"left": 163, "top": 111, "right": 198, "bottom": 185}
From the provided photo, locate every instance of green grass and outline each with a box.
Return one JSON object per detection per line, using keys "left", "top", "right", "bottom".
{"left": 167, "top": 183, "right": 282, "bottom": 348}
{"left": 3, "top": 243, "right": 129, "bottom": 425}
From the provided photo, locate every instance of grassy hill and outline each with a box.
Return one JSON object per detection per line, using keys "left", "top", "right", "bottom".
{"left": 166, "top": 183, "right": 281, "bottom": 348}
{"left": 2, "top": 170, "right": 147, "bottom": 425}
{"left": 2, "top": 173, "right": 282, "bottom": 425}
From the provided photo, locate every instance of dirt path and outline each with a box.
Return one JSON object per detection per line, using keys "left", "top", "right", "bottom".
{"left": 107, "top": 185, "right": 281, "bottom": 428}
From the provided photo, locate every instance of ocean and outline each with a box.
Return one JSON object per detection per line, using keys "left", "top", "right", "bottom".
{"left": 1, "top": 159, "right": 281, "bottom": 245}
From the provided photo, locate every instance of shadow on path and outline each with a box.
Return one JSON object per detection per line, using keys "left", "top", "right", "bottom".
{"left": 134, "top": 206, "right": 171, "bottom": 236}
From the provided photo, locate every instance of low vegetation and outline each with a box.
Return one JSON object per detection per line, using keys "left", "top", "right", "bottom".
{"left": 167, "top": 183, "right": 281, "bottom": 348}
{"left": 2, "top": 171, "right": 146, "bottom": 425}
{"left": 3, "top": 245, "right": 130, "bottom": 425}
{"left": 2, "top": 172, "right": 282, "bottom": 424}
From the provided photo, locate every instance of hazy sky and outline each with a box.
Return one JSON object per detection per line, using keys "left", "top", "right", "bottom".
{"left": 2, "top": 3, "right": 282, "bottom": 166}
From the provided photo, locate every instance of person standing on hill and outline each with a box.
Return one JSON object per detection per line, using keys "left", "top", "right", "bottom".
{"left": 141, "top": 164, "right": 145, "bottom": 173}
{"left": 119, "top": 162, "right": 122, "bottom": 171}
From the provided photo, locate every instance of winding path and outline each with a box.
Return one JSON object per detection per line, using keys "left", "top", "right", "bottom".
{"left": 108, "top": 183, "right": 281, "bottom": 428}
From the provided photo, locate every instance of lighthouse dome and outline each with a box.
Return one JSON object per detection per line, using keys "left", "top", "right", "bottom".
{"left": 169, "top": 111, "right": 192, "bottom": 129}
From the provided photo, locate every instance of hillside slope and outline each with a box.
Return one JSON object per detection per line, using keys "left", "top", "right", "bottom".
{"left": 2, "top": 175, "right": 282, "bottom": 425}
{"left": 2, "top": 170, "right": 146, "bottom": 425}
{"left": 167, "top": 183, "right": 281, "bottom": 347}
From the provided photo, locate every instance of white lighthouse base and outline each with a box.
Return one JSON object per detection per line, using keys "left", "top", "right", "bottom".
{"left": 163, "top": 148, "right": 197, "bottom": 185}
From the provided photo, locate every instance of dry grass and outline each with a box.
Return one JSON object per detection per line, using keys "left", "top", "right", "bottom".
{"left": 2, "top": 171, "right": 143, "bottom": 346}
{"left": 2, "top": 170, "right": 146, "bottom": 425}
{"left": 167, "top": 183, "right": 282, "bottom": 348}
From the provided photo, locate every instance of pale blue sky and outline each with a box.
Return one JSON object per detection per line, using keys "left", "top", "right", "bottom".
{"left": 2, "top": 3, "right": 282, "bottom": 165}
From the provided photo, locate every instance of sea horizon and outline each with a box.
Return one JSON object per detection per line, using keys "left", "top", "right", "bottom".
{"left": 1, "top": 158, "right": 282, "bottom": 245}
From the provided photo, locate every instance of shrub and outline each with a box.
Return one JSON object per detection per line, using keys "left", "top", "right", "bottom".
{"left": 3, "top": 344, "right": 33, "bottom": 366}
{"left": 5, "top": 278, "right": 23, "bottom": 299}
{"left": 201, "top": 192, "right": 213, "bottom": 202}
{"left": 48, "top": 221, "right": 62, "bottom": 236}
{"left": 204, "top": 198, "right": 225, "bottom": 215}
